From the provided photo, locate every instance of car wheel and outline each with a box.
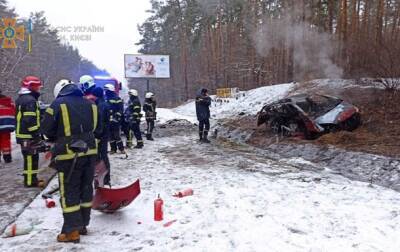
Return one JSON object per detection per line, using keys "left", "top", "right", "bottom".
{"left": 270, "top": 119, "right": 281, "bottom": 134}
{"left": 342, "top": 113, "right": 361, "bottom": 131}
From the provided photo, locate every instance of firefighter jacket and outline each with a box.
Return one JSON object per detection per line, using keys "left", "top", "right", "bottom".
{"left": 106, "top": 93, "right": 124, "bottom": 126}
{"left": 0, "top": 95, "right": 16, "bottom": 132}
{"left": 124, "top": 96, "right": 142, "bottom": 123}
{"left": 95, "top": 96, "right": 110, "bottom": 141}
{"left": 15, "top": 92, "right": 41, "bottom": 143}
{"left": 143, "top": 98, "right": 157, "bottom": 120}
{"left": 41, "top": 87, "right": 101, "bottom": 161}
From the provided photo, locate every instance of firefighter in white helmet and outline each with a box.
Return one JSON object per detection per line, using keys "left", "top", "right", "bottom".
{"left": 124, "top": 89, "right": 144, "bottom": 148}
{"left": 104, "top": 84, "right": 125, "bottom": 154}
{"left": 42, "top": 79, "right": 101, "bottom": 242}
{"left": 143, "top": 92, "right": 157, "bottom": 141}
{"left": 79, "top": 75, "right": 95, "bottom": 94}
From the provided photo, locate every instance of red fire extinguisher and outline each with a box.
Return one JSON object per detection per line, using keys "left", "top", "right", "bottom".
{"left": 154, "top": 194, "right": 163, "bottom": 221}
{"left": 45, "top": 198, "right": 56, "bottom": 208}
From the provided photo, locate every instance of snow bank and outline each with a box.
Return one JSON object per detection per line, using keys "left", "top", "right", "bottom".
{"left": 173, "top": 83, "right": 294, "bottom": 120}
{"left": 156, "top": 108, "right": 197, "bottom": 125}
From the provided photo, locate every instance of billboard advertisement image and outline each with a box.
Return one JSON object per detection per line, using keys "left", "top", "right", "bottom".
{"left": 124, "top": 54, "right": 170, "bottom": 78}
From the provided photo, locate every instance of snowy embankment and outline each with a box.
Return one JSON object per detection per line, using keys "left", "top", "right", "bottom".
{"left": 173, "top": 83, "right": 293, "bottom": 120}
{"left": 155, "top": 108, "right": 197, "bottom": 125}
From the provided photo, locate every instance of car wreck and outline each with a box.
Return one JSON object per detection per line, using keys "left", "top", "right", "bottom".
{"left": 257, "top": 94, "right": 361, "bottom": 139}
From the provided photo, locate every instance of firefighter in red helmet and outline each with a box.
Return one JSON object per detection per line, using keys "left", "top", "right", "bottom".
{"left": 15, "top": 76, "right": 44, "bottom": 187}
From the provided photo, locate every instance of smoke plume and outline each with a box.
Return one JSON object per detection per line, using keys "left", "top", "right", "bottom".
{"left": 252, "top": 17, "right": 343, "bottom": 80}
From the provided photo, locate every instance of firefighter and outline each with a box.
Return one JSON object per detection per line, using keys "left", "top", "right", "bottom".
{"left": 91, "top": 87, "right": 111, "bottom": 186}
{"left": 124, "top": 89, "right": 144, "bottom": 148}
{"left": 104, "top": 84, "right": 125, "bottom": 154}
{"left": 195, "top": 88, "right": 212, "bottom": 143}
{"left": 79, "top": 75, "right": 96, "bottom": 100}
{"left": 121, "top": 106, "right": 133, "bottom": 149}
{"left": 15, "top": 76, "right": 44, "bottom": 187}
{"left": 0, "top": 90, "right": 16, "bottom": 163}
{"left": 143, "top": 92, "right": 157, "bottom": 141}
{"left": 41, "top": 79, "right": 101, "bottom": 243}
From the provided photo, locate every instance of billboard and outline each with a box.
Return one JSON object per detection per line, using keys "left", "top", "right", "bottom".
{"left": 124, "top": 54, "right": 170, "bottom": 79}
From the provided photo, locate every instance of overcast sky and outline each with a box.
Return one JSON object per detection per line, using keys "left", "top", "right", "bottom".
{"left": 8, "top": 0, "right": 152, "bottom": 84}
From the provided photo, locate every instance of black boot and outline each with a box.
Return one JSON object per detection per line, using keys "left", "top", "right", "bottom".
{"left": 202, "top": 131, "right": 210, "bottom": 143}
{"left": 134, "top": 142, "right": 144, "bottom": 149}
{"left": 3, "top": 154, "right": 12, "bottom": 163}
{"left": 146, "top": 134, "right": 154, "bottom": 141}
{"left": 199, "top": 132, "right": 203, "bottom": 142}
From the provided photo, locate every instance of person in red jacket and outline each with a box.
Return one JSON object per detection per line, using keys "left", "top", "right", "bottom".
{"left": 0, "top": 90, "right": 16, "bottom": 163}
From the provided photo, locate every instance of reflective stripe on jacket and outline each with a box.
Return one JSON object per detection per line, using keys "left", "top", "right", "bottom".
{"left": 41, "top": 92, "right": 101, "bottom": 161}
{"left": 15, "top": 93, "right": 40, "bottom": 141}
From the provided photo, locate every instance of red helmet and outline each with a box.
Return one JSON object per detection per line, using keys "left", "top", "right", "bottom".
{"left": 21, "top": 76, "right": 42, "bottom": 90}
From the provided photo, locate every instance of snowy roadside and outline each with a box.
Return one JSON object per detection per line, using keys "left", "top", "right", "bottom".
{"left": 0, "top": 133, "right": 54, "bottom": 234}
{"left": 2, "top": 130, "right": 400, "bottom": 251}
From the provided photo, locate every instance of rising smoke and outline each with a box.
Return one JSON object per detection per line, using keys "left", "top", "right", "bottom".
{"left": 197, "top": 0, "right": 343, "bottom": 81}
{"left": 251, "top": 15, "right": 343, "bottom": 80}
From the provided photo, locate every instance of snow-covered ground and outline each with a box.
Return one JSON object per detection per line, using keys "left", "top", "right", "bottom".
{"left": 2, "top": 81, "right": 400, "bottom": 251}
{"left": 2, "top": 131, "right": 400, "bottom": 251}
{"left": 155, "top": 108, "right": 197, "bottom": 124}
{"left": 0, "top": 133, "right": 52, "bottom": 233}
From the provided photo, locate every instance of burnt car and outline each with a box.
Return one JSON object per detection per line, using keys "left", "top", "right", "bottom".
{"left": 257, "top": 94, "right": 361, "bottom": 139}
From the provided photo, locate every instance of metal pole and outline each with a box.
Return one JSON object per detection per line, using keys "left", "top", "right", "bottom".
{"left": 146, "top": 79, "right": 150, "bottom": 92}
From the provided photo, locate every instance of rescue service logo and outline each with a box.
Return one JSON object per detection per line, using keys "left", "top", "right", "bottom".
{"left": 0, "top": 17, "right": 32, "bottom": 52}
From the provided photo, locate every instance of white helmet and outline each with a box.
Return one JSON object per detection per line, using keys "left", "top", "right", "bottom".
{"left": 54, "top": 79, "right": 73, "bottom": 98}
{"left": 129, "top": 89, "right": 138, "bottom": 96}
{"left": 104, "top": 83, "right": 116, "bottom": 92}
{"left": 79, "top": 75, "right": 95, "bottom": 90}
{"left": 145, "top": 92, "right": 154, "bottom": 99}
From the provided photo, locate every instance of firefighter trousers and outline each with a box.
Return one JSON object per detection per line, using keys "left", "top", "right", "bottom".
{"left": 56, "top": 155, "right": 96, "bottom": 234}
{"left": 109, "top": 127, "right": 124, "bottom": 152}
{"left": 125, "top": 128, "right": 133, "bottom": 148}
{"left": 0, "top": 131, "right": 11, "bottom": 162}
{"left": 22, "top": 151, "right": 39, "bottom": 187}
{"left": 146, "top": 119, "right": 155, "bottom": 135}
{"left": 98, "top": 139, "right": 111, "bottom": 185}
{"left": 129, "top": 121, "right": 143, "bottom": 144}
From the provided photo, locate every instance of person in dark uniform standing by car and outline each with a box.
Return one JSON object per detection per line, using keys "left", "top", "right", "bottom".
{"left": 125, "top": 89, "right": 144, "bottom": 148}
{"left": 143, "top": 92, "right": 156, "bottom": 141}
{"left": 42, "top": 79, "right": 102, "bottom": 243}
{"left": 15, "top": 76, "right": 44, "bottom": 187}
{"left": 195, "top": 88, "right": 212, "bottom": 143}
{"left": 104, "top": 84, "right": 125, "bottom": 154}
